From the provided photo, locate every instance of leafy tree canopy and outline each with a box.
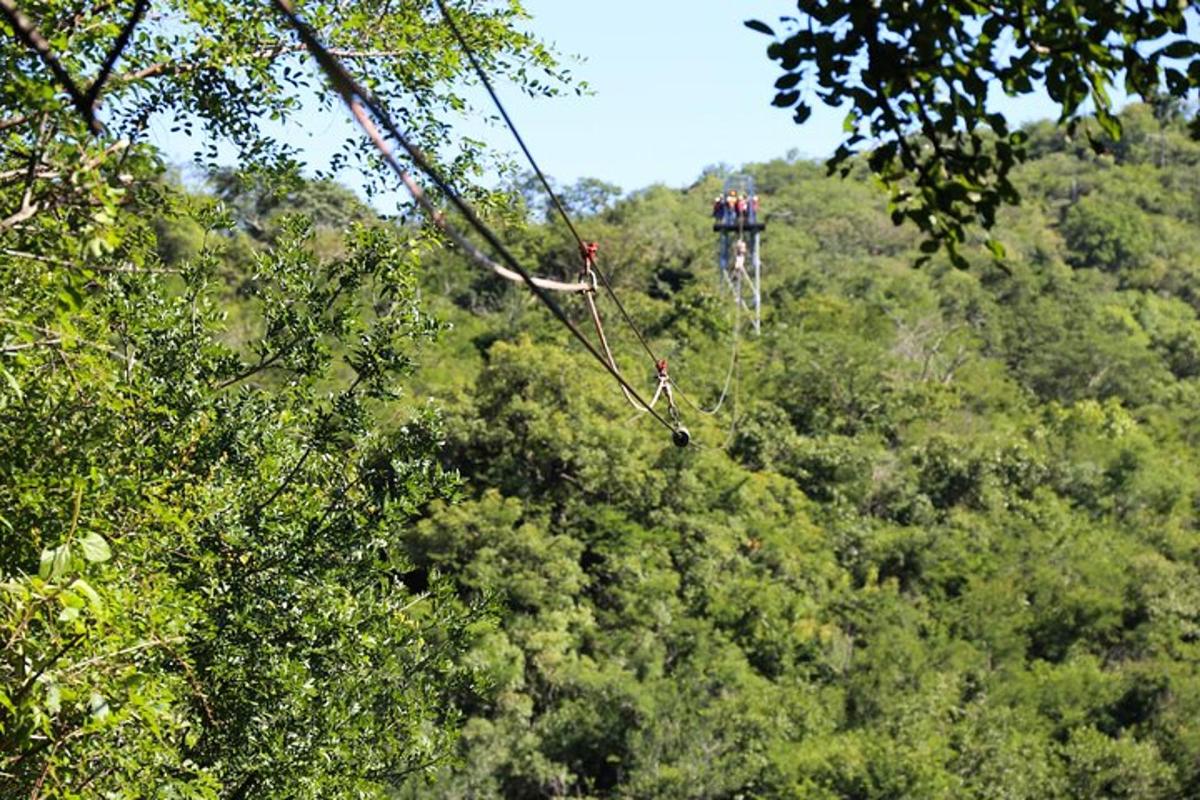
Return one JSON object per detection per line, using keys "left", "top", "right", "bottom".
{"left": 0, "top": 1, "right": 573, "bottom": 798}
{"left": 748, "top": 1, "right": 1200, "bottom": 267}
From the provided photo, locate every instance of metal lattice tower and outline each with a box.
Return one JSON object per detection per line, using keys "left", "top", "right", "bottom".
{"left": 710, "top": 173, "right": 764, "bottom": 333}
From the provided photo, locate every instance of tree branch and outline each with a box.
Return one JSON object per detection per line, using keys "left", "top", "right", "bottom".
{"left": 82, "top": 0, "right": 149, "bottom": 110}
{"left": 0, "top": 112, "right": 32, "bottom": 132}
{"left": 119, "top": 43, "right": 408, "bottom": 84}
{"left": 9, "top": 632, "right": 85, "bottom": 708}
{"left": 0, "top": 0, "right": 100, "bottom": 133}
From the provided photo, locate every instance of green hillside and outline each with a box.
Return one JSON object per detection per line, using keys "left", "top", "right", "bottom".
{"left": 4, "top": 102, "right": 1200, "bottom": 799}
{"left": 393, "top": 104, "right": 1200, "bottom": 798}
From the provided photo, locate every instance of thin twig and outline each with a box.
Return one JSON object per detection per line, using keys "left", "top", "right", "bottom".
{"left": 62, "top": 636, "right": 184, "bottom": 675}
{"left": 0, "top": 317, "right": 126, "bottom": 361}
{"left": 10, "top": 633, "right": 85, "bottom": 707}
{"left": 120, "top": 44, "right": 410, "bottom": 83}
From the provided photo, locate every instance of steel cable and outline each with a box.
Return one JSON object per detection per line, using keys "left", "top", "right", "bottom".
{"left": 271, "top": 0, "right": 678, "bottom": 436}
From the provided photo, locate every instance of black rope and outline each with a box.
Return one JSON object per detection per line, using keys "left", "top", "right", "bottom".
{"left": 435, "top": 0, "right": 581, "bottom": 246}
{"left": 270, "top": 0, "right": 679, "bottom": 436}
{"left": 434, "top": 0, "right": 662, "bottom": 367}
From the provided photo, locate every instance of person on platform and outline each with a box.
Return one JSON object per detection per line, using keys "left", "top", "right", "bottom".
{"left": 749, "top": 194, "right": 760, "bottom": 224}
{"left": 736, "top": 193, "right": 749, "bottom": 224}
{"left": 725, "top": 190, "right": 739, "bottom": 225}
{"left": 712, "top": 196, "right": 724, "bottom": 225}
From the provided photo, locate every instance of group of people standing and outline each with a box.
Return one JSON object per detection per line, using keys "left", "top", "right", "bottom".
{"left": 712, "top": 189, "right": 760, "bottom": 226}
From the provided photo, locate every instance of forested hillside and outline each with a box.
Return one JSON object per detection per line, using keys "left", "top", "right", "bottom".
{"left": 4, "top": 97, "right": 1200, "bottom": 798}
{"left": 388, "top": 104, "right": 1200, "bottom": 798}
{"left": 3, "top": 0, "right": 1199, "bottom": 793}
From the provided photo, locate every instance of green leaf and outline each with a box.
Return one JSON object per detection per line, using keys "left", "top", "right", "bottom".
{"left": 1158, "top": 40, "right": 1200, "bottom": 59}
{"left": 1, "top": 365, "right": 21, "bottom": 399}
{"left": 72, "top": 578, "right": 104, "bottom": 612}
{"left": 1164, "top": 68, "right": 1189, "bottom": 95}
{"left": 89, "top": 692, "right": 111, "bottom": 721}
{"left": 39, "top": 544, "right": 72, "bottom": 580}
{"left": 57, "top": 283, "right": 85, "bottom": 313}
{"left": 1094, "top": 110, "right": 1122, "bottom": 140}
{"left": 774, "top": 72, "right": 803, "bottom": 90}
{"left": 79, "top": 531, "right": 112, "bottom": 563}
{"left": 772, "top": 90, "right": 801, "bottom": 108}
{"left": 744, "top": 19, "right": 775, "bottom": 36}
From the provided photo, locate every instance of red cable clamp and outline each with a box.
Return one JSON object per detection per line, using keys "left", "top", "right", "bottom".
{"left": 579, "top": 241, "right": 599, "bottom": 268}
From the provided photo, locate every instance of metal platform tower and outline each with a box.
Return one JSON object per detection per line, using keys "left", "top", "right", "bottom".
{"left": 711, "top": 173, "right": 764, "bottom": 333}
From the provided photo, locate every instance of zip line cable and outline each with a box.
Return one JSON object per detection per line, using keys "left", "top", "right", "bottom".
{"left": 722, "top": 351, "right": 742, "bottom": 450}
{"left": 438, "top": 0, "right": 749, "bottom": 438}
{"left": 433, "top": 0, "right": 661, "bottom": 369}
{"left": 269, "top": 0, "right": 680, "bottom": 437}
{"left": 435, "top": 0, "right": 582, "bottom": 248}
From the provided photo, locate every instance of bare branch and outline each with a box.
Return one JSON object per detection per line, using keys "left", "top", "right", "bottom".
{"left": 0, "top": 200, "right": 40, "bottom": 231}
{"left": 0, "top": 113, "right": 32, "bottom": 132}
{"left": 1, "top": 248, "right": 176, "bottom": 273}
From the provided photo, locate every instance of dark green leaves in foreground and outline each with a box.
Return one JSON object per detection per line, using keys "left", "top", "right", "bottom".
{"left": 0, "top": 190, "right": 472, "bottom": 798}
{"left": 749, "top": 1, "right": 1200, "bottom": 268}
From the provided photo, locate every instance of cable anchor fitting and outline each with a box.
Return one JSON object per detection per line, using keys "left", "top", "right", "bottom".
{"left": 579, "top": 241, "right": 599, "bottom": 269}
{"left": 655, "top": 358, "right": 689, "bottom": 447}
{"left": 578, "top": 241, "right": 601, "bottom": 292}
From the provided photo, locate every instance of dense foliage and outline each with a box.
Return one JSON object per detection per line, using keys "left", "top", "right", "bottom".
{"left": 0, "top": 184, "right": 480, "bottom": 798}
{"left": 0, "top": 1, "right": 567, "bottom": 797}
{"left": 748, "top": 2, "right": 1200, "bottom": 266}
{"left": 5, "top": 0, "right": 1200, "bottom": 795}
{"left": 391, "top": 104, "right": 1200, "bottom": 798}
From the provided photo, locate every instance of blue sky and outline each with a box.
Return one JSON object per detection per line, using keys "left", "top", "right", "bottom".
{"left": 470, "top": 0, "right": 845, "bottom": 190}
{"left": 153, "top": 1, "right": 1072, "bottom": 195}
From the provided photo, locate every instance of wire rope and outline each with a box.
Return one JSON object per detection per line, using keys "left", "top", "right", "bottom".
{"left": 434, "top": 0, "right": 661, "bottom": 368}
{"left": 270, "top": 0, "right": 679, "bottom": 436}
